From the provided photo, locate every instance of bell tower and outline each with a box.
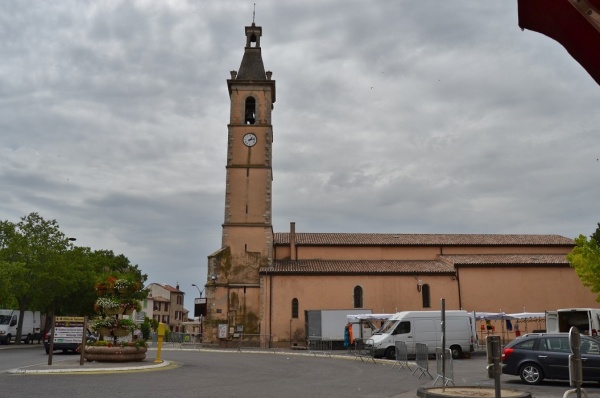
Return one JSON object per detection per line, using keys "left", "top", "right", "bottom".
{"left": 204, "top": 23, "right": 275, "bottom": 343}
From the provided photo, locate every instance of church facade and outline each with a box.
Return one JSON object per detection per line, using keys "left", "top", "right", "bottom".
{"left": 203, "top": 23, "right": 597, "bottom": 347}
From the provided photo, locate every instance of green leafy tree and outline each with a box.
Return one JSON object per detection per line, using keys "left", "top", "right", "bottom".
{"left": 591, "top": 223, "right": 600, "bottom": 248}
{"left": 567, "top": 234, "right": 600, "bottom": 302}
{"left": 0, "top": 213, "right": 76, "bottom": 344}
{"left": 0, "top": 213, "right": 148, "bottom": 343}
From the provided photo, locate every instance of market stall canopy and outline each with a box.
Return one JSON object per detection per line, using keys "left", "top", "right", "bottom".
{"left": 475, "top": 312, "right": 509, "bottom": 320}
{"left": 509, "top": 312, "right": 545, "bottom": 320}
{"left": 475, "top": 312, "right": 545, "bottom": 320}
{"left": 518, "top": 0, "right": 600, "bottom": 85}
{"left": 347, "top": 314, "right": 393, "bottom": 322}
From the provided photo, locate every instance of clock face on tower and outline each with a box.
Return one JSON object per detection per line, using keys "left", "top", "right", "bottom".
{"left": 243, "top": 133, "right": 257, "bottom": 147}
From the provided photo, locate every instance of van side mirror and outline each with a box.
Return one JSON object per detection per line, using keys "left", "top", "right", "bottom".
{"left": 10, "top": 319, "right": 17, "bottom": 327}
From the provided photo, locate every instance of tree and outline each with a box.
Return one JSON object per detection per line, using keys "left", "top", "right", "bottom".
{"left": 0, "top": 213, "right": 148, "bottom": 343}
{"left": 0, "top": 213, "right": 77, "bottom": 344}
{"left": 591, "top": 223, "right": 600, "bottom": 248}
{"left": 566, "top": 234, "right": 600, "bottom": 302}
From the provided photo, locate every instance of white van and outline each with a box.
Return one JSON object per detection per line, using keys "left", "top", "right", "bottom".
{"left": 546, "top": 308, "right": 600, "bottom": 336}
{"left": 369, "top": 310, "right": 475, "bottom": 359}
{"left": 0, "top": 309, "right": 41, "bottom": 344}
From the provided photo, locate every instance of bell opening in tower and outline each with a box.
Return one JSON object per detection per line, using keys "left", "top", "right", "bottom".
{"left": 245, "top": 97, "right": 256, "bottom": 124}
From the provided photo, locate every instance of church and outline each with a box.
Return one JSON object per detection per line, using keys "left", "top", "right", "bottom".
{"left": 202, "top": 22, "right": 597, "bottom": 347}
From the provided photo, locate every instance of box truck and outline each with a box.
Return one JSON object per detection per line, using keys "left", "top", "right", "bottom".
{"left": 368, "top": 310, "right": 476, "bottom": 359}
{"left": 305, "top": 309, "right": 372, "bottom": 349}
{"left": 545, "top": 308, "right": 600, "bottom": 336}
{"left": 0, "top": 309, "right": 42, "bottom": 344}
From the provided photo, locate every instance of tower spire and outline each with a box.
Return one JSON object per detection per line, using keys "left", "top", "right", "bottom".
{"left": 252, "top": 3, "right": 256, "bottom": 24}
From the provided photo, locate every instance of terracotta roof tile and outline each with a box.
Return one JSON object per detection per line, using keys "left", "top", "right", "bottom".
{"left": 440, "top": 254, "right": 569, "bottom": 266}
{"left": 260, "top": 260, "right": 456, "bottom": 275}
{"left": 150, "top": 296, "right": 170, "bottom": 302}
{"left": 274, "top": 233, "right": 573, "bottom": 247}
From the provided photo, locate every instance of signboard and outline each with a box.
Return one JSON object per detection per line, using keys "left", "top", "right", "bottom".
{"left": 218, "top": 323, "right": 228, "bottom": 339}
{"left": 54, "top": 316, "right": 85, "bottom": 344}
{"left": 194, "top": 298, "right": 207, "bottom": 317}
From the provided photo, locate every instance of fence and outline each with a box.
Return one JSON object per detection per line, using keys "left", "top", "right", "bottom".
{"left": 412, "top": 343, "right": 433, "bottom": 379}
{"left": 236, "top": 334, "right": 274, "bottom": 353}
{"left": 392, "top": 341, "right": 410, "bottom": 370}
{"left": 433, "top": 347, "right": 455, "bottom": 386}
{"left": 149, "top": 332, "right": 196, "bottom": 344}
{"left": 307, "top": 338, "right": 333, "bottom": 357}
{"left": 352, "top": 338, "right": 375, "bottom": 363}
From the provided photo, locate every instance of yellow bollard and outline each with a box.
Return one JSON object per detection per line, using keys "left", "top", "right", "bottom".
{"left": 155, "top": 322, "right": 166, "bottom": 363}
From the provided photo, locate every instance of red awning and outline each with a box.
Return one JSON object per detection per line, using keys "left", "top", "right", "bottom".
{"left": 518, "top": 0, "right": 600, "bottom": 85}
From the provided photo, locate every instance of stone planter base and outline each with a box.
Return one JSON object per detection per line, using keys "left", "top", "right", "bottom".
{"left": 84, "top": 346, "right": 147, "bottom": 363}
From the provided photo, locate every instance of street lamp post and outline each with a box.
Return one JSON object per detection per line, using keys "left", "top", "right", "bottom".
{"left": 191, "top": 284, "right": 205, "bottom": 340}
{"left": 191, "top": 284, "right": 203, "bottom": 298}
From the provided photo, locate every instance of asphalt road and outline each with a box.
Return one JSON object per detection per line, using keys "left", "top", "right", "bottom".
{"left": 1, "top": 344, "right": 600, "bottom": 398}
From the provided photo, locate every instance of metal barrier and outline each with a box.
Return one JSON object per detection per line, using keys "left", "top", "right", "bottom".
{"left": 307, "top": 338, "right": 332, "bottom": 357}
{"left": 392, "top": 341, "right": 411, "bottom": 370}
{"left": 433, "top": 347, "right": 455, "bottom": 386}
{"left": 237, "top": 334, "right": 275, "bottom": 353}
{"left": 149, "top": 332, "right": 198, "bottom": 348}
{"left": 353, "top": 338, "right": 376, "bottom": 363}
{"left": 412, "top": 343, "right": 433, "bottom": 379}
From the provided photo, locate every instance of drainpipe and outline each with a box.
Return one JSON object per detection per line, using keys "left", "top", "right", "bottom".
{"left": 456, "top": 267, "right": 462, "bottom": 309}
{"left": 290, "top": 222, "right": 296, "bottom": 260}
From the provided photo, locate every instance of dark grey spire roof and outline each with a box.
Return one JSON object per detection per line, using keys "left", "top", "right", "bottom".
{"left": 237, "top": 48, "right": 266, "bottom": 80}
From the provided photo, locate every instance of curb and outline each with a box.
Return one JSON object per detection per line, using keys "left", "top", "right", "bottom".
{"left": 6, "top": 360, "right": 171, "bottom": 374}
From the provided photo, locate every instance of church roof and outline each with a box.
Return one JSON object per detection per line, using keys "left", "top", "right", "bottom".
{"left": 440, "top": 253, "right": 569, "bottom": 267}
{"left": 261, "top": 253, "right": 570, "bottom": 275}
{"left": 273, "top": 233, "right": 574, "bottom": 247}
{"left": 261, "top": 259, "right": 456, "bottom": 275}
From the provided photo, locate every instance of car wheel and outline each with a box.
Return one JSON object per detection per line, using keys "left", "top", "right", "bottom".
{"left": 519, "top": 363, "right": 543, "bottom": 385}
{"left": 450, "top": 345, "right": 462, "bottom": 359}
{"left": 384, "top": 346, "right": 396, "bottom": 360}
{"left": 24, "top": 334, "right": 31, "bottom": 344}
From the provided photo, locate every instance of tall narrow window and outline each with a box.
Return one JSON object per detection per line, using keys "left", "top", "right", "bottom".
{"left": 245, "top": 97, "right": 256, "bottom": 124}
{"left": 422, "top": 284, "right": 431, "bottom": 308}
{"left": 291, "top": 298, "right": 299, "bottom": 318}
{"left": 353, "top": 286, "right": 363, "bottom": 308}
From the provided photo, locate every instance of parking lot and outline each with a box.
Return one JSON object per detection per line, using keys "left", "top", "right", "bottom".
{"left": 2, "top": 344, "right": 600, "bottom": 397}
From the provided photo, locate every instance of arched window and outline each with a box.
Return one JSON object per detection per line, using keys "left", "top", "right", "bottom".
{"left": 422, "top": 284, "right": 431, "bottom": 308}
{"left": 291, "top": 298, "right": 299, "bottom": 318}
{"left": 245, "top": 97, "right": 256, "bottom": 124}
{"left": 353, "top": 286, "right": 363, "bottom": 308}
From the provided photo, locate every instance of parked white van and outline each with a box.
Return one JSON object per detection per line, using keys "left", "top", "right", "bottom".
{"left": 546, "top": 308, "right": 600, "bottom": 336}
{"left": 369, "top": 310, "right": 476, "bottom": 359}
{"left": 0, "top": 309, "right": 41, "bottom": 344}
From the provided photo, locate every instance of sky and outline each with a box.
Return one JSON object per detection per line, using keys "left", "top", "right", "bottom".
{"left": 2, "top": 1, "right": 599, "bottom": 314}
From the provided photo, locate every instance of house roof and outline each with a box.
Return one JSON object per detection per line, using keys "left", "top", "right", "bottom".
{"left": 440, "top": 254, "right": 570, "bottom": 267}
{"left": 149, "top": 283, "right": 183, "bottom": 293}
{"left": 273, "top": 233, "right": 574, "bottom": 247}
{"left": 151, "top": 296, "right": 170, "bottom": 303}
{"left": 261, "top": 260, "right": 456, "bottom": 275}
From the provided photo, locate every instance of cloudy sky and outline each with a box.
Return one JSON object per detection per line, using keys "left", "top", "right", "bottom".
{"left": 2, "top": 1, "right": 599, "bottom": 312}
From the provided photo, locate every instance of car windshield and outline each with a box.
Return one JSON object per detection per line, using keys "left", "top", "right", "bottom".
{"left": 0, "top": 315, "right": 10, "bottom": 325}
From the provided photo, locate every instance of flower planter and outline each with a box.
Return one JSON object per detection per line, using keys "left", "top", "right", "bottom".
{"left": 97, "top": 327, "right": 112, "bottom": 336}
{"left": 112, "top": 327, "right": 129, "bottom": 337}
{"left": 84, "top": 346, "right": 147, "bottom": 362}
{"left": 97, "top": 327, "right": 130, "bottom": 337}
{"left": 123, "top": 307, "right": 134, "bottom": 315}
{"left": 104, "top": 308, "right": 121, "bottom": 315}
